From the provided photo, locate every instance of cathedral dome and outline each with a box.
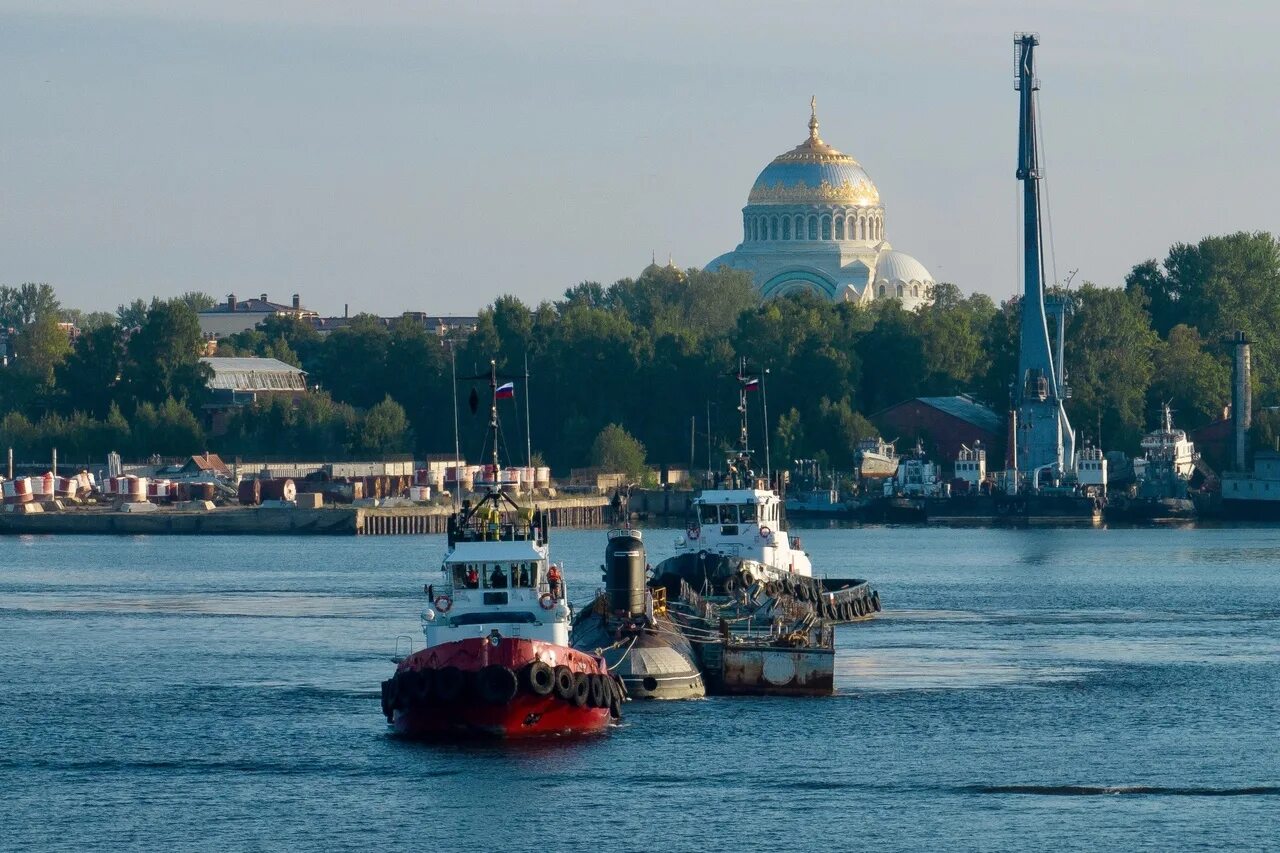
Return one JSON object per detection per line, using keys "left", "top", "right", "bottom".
{"left": 874, "top": 249, "right": 933, "bottom": 286}
{"left": 874, "top": 249, "right": 934, "bottom": 308}
{"left": 747, "top": 101, "right": 880, "bottom": 206}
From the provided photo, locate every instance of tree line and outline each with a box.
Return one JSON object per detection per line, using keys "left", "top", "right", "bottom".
{"left": 1, "top": 231, "right": 1277, "bottom": 472}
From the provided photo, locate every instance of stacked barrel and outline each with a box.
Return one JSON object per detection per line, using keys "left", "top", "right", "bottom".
{"left": 237, "top": 477, "right": 298, "bottom": 505}
{"left": 2, "top": 477, "right": 33, "bottom": 505}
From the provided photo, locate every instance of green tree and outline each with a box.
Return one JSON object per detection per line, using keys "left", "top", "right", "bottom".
{"left": 11, "top": 314, "right": 72, "bottom": 404}
{"left": 56, "top": 324, "right": 125, "bottom": 418}
{"left": 359, "top": 396, "right": 412, "bottom": 456}
{"left": 1147, "top": 324, "right": 1230, "bottom": 429}
{"left": 1065, "top": 284, "right": 1160, "bottom": 448}
{"left": 123, "top": 300, "right": 211, "bottom": 409}
{"left": 177, "top": 291, "right": 217, "bottom": 312}
{"left": 116, "top": 298, "right": 149, "bottom": 329}
{"left": 1126, "top": 232, "right": 1280, "bottom": 401}
{"left": 132, "top": 397, "right": 205, "bottom": 457}
{"left": 590, "top": 423, "right": 647, "bottom": 479}
{"left": 314, "top": 315, "right": 390, "bottom": 409}
{"left": 0, "top": 282, "right": 60, "bottom": 328}
{"left": 856, "top": 301, "right": 925, "bottom": 413}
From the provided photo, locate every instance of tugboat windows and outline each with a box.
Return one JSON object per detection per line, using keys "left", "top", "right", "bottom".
{"left": 453, "top": 561, "right": 541, "bottom": 589}
{"left": 697, "top": 503, "right": 771, "bottom": 525}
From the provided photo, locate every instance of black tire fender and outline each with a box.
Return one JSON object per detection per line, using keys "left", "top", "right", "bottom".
{"left": 571, "top": 672, "right": 590, "bottom": 707}
{"left": 477, "top": 665, "right": 519, "bottom": 705}
{"left": 435, "top": 666, "right": 464, "bottom": 702}
{"left": 526, "top": 661, "right": 555, "bottom": 696}
{"left": 553, "top": 665, "right": 575, "bottom": 700}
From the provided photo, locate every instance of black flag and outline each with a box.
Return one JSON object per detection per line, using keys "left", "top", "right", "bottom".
{"left": 468, "top": 386, "right": 479, "bottom": 415}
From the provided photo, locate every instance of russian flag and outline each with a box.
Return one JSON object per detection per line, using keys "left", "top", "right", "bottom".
{"left": 495, "top": 381, "right": 515, "bottom": 400}
{"left": 742, "top": 377, "right": 760, "bottom": 392}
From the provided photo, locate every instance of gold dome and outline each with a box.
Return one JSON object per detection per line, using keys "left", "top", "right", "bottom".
{"left": 746, "top": 98, "right": 881, "bottom": 206}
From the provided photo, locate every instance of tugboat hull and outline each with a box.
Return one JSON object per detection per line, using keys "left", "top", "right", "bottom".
{"left": 383, "top": 637, "right": 617, "bottom": 739}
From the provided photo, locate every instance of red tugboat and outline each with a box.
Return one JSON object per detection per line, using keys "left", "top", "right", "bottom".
{"left": 380, "top": 362, "right": 622, "bottom": 739}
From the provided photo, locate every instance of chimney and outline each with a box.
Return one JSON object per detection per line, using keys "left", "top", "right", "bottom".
{"left": 260, "top": 293, "right": 268, "bottom": 303}
{"left": 292, "top": 293, "right": 300, "bottom": 310}
{"left": 1233, "top": 331, "right": 1252, "bottom": 472}
{"left": 344, "top": 303, "right": 349, "bottom": 318}
{"left": 227, "top": 293, "right": 237, "bottom": 312}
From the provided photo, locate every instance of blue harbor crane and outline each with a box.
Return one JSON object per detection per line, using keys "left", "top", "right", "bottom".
{"left": 1013, "top": 33, "right": 1075, "bottom": 489}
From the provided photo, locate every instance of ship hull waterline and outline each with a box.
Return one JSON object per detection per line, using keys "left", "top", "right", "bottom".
{"left": 385, "top": 637, "right": 615, "bottom": 740}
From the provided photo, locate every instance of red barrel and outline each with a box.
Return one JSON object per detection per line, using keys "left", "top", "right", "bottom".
{"left": 54, "top": 476, "right": 77, "bottom": 499}
{"left": 198, "top": 482, "right": 216, "bottom": 501}
{"left": 237, "top": 479, "right": 262, "bottom": 506}
{"left": 260, "top": 478, "right": 297, "bottom": 502}
{"left": 3, "top": 478, "right": 33, "bottom": 505}
{"left": 33, "top": 472, "right": 54, "bottom": 499}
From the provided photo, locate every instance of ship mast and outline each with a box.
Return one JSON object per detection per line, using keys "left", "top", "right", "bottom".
{"left": 487, "top": 359, "right": 500, "bottom": 479}
{"left": 1014, "top": 33, "right": 1075, "bottom": 486}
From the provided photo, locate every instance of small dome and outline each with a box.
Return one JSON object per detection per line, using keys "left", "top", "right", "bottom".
{"left": 874, "top": 250, "right": 933, "bottom": 285}
{"left": 747, "top": 101, "right": 879, "bottom": 206}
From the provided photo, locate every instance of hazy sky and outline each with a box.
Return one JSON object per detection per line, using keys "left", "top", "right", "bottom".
{"left": 2, "top": 1, "right": 1277, "bottom": 316}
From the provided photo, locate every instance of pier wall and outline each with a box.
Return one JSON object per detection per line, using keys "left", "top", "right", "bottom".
{"left": 0, "top": 496, "right": 609, "bottom": 537}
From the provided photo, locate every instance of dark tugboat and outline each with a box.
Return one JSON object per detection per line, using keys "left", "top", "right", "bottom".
{"left": 379, "top": 361, "right": 622, "bottom": 738}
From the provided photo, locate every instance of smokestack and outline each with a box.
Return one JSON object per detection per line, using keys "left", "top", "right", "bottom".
{"left": 344, "top": 303, "right": 349, "bottom": 318}
{"left": 1233, "top": 331, "right": 1252, "bottom": 471}
{"left": 227, "top": 293, "right": 237, "bottom": 312}
{"left": 292, "top": 293, "right": 300, "bottom": 310}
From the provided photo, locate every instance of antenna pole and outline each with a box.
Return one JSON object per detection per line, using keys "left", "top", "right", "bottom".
{"left": 524, "top": 352, "right": 532, "bottom": 468}
{"left": 489, "top": 359, "right": 499, "bottom": 475}
{"left": 761, "top": 368, "right": 772, "bottom": 486}
{"left": 706, "top": 397, "right": 716, "bottom": 481}
{"left": 451, "top": 345, "right": 461, "bottom": 505}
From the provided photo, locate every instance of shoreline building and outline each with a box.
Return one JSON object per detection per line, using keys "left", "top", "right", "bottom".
{"left": 198, "top": 293, "right": 318, "bottom": 340}
{"left": 706, "top": 99, "right": 935, "bottom": 309}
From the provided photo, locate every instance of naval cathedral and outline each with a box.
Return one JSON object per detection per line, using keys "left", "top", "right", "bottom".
{"left": 706, "top": 100, "right": 935, "bottom": 310}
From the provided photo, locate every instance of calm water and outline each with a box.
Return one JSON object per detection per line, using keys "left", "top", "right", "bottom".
{"left": 3, "top": 525, "right": 1280, "bottom": 851}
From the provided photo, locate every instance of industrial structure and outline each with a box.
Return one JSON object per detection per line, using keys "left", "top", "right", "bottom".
{"left": 1011, "top": 33, "right": 1079, "bottom": 488}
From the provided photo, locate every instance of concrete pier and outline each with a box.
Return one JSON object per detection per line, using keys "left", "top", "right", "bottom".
{"left": 0, "top": 497, "right": 610, "bottom": 537}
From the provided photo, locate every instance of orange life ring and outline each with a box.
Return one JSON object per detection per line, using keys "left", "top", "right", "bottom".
{"left": 434, "top": 595, "right": 453, "bottom": 613}
{"left": 759, "top": 525, "right": 772, "bottom": 538}
{"left": 539, "top": 592, "right": 556, "bottom": 610}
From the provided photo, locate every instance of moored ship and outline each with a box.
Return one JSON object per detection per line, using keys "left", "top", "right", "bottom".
{"left": 855, "top": 437, "right": 899, "bottom": 481}
{"left": 653, "top": 361, "right": 878, "bottom": 623}
{"left": 1107, "top": 405, "right": 1198, "bottom": 522}
{"left": 380, "top": 362, "right": 622, "bottom": 738}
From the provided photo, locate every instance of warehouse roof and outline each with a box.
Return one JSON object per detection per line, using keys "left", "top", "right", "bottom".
{"left": 915, "top": 395, "right": 1003, "bottom": 433}
{"left": 200, "top": 357, "right": 307, "bottom": 392}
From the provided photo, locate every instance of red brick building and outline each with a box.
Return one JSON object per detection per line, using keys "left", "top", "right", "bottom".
{"left": 872, "top": 395, "right": 1005, "bottom": 467}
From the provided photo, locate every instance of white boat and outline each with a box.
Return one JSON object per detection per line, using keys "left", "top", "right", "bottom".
{"left": 885, "top": 443, "right": 948, "bottom": 498}
{"left": 855, "top": 437, "right": 899, "bottom": 480}
{"left": 1135, "top": 404, "right": 1198, "bottom": 483}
